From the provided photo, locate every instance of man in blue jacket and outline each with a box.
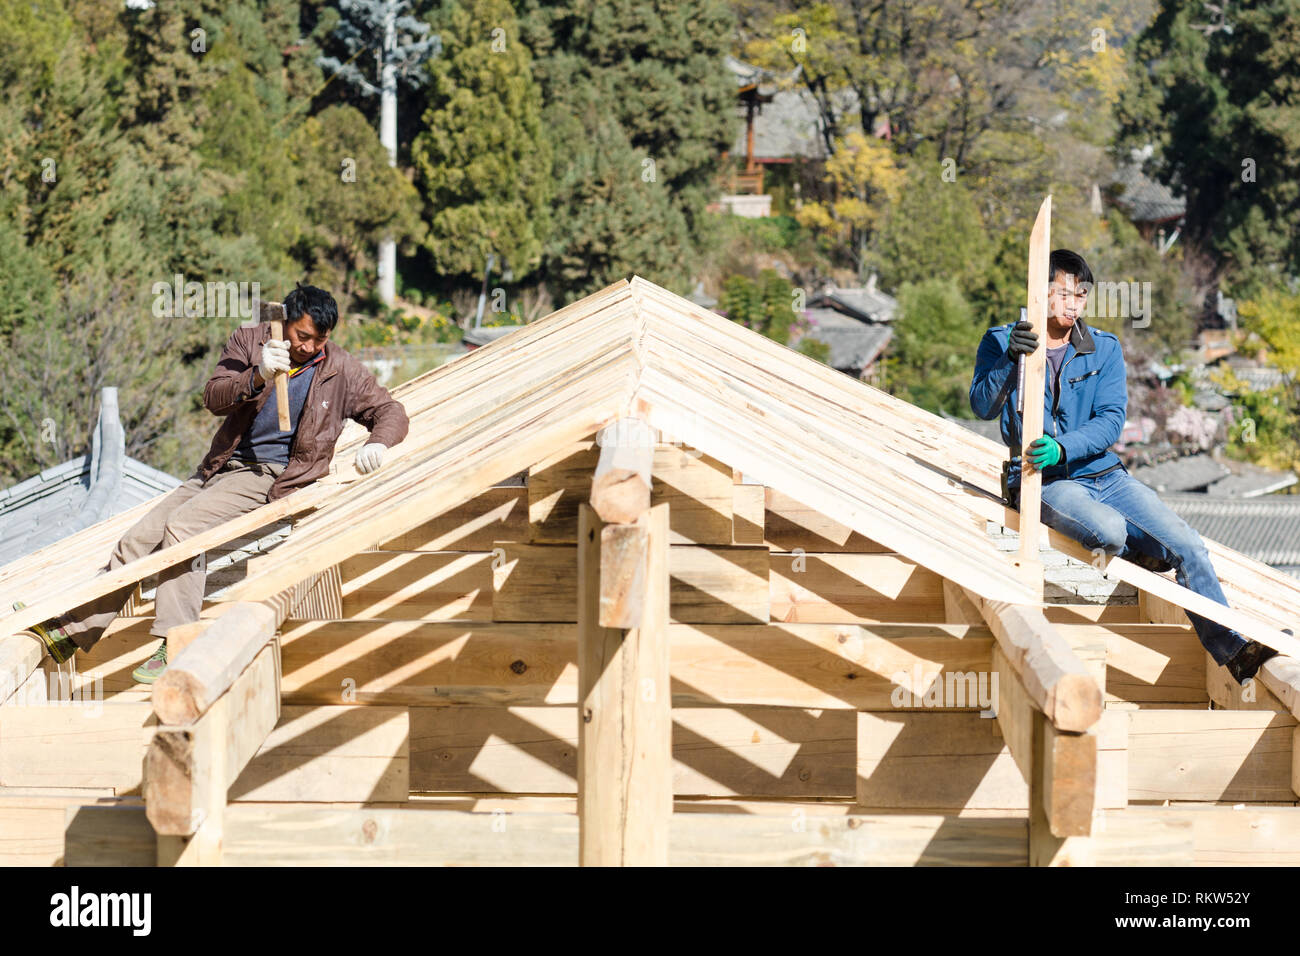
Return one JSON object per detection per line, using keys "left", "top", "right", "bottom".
{"left": 970, "top": 249, "right": 1279, "bottom": 684}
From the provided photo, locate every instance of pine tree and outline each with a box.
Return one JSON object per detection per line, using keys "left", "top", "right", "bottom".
{"left": 412, "top": 0, "right": 552, "bottom": 280}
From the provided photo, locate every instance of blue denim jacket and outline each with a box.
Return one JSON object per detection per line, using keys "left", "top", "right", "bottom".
{"left": 969, "top": 317, "right": 1127, "bottom": 486}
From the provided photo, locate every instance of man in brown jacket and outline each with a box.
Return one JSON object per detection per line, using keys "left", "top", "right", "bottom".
{"left": 25, "top": 284, "right": 409, "bottom": 683}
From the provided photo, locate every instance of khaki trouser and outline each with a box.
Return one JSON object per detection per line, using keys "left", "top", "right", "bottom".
{"left": 64, "top": 459, "right": 286, "bottom": 651}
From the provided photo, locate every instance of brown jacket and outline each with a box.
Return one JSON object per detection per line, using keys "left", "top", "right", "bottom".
{"left": 198, "top": 321, "right": 410, "bottom": 501}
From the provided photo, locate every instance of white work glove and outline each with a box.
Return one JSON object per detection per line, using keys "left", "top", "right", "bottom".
{"left": 258, "top": 339, "right": 290, "bottom": 383}
{"left": 355, "top": 442, "right": 386, "bottom": 475}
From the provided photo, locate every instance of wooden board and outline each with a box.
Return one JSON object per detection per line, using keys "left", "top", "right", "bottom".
{"left": 1058, "top": 623, "right": 1207, "bottom": 705}
{"left": 229, "top": 705, "right": 410, "bottom": 803}
{"left": 1127, "top": 709, "right": 1297, "bottom": 802}
{"left": 278, "top": 620, "right": 997, "bottom": 712}
{"left": 492, "top": 543, "right": 769, "bottom": 624}
{"left": 857, "top": 712, "right": 1028, "bottom": 810}
{"left": 763, "top": 488, "right": 888, "bottom": 553}
{"left": 408, "top": 706, "right": 857, "bottom": 799}
{"left": 770, "top": 553, "right": 944, "bottom": 623}
{"left": 340, "top": 551, "right": 493, "bottom": 621}
{"left": 0, "top": 702, "right": 155, "bottom": 791}
{"left": 64, "top": 802, "right": 157, "bottom": 866}
{"left": 378, "top": 486, "right": 528, "bottom": 551}
{"left": 1122, "top": 804, "right": 1300, "bottom": 866}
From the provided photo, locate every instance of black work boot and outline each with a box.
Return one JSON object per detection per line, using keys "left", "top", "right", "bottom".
{"left": 1226, "top": 639, "right": 1281, "bottom": 685}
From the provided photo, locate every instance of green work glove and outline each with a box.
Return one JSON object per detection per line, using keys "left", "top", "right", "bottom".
{"left": 1026, "top": 436, "right": 1063, "bottom": 470}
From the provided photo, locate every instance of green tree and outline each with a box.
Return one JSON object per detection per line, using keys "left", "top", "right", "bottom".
{"left": 868, "top": 155, "right": 991, "bottom": 291}
{"left": 515, "top": 0, "right": 739, "bottom": 296}
{"left": 886, "top": 278, "right": 983, "bottom": 415}
{"left": 1116, "top": 0, "right": 1300, "bottom": 298}
{"left": 413, "top": 0, "right": 552, "bottom": 280}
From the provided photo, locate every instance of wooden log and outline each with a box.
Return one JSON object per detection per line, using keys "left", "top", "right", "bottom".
{"left": 577, "top": 503, "right": 671, "bottom": 866}
{"left": 492, "top": 542, "right": 769, "bottom": 624}
{"left": 590, "top": 418, "right": 655, "bottom": 523}
{"left": 1127, "top": 709, "right": 1297, "bottom": 802}
{"left": 229, "top": 705, "right": 409, "bottom": 803}
{"left": 962, "top": 588, "right": 1101, "bottom": 732}
{"left": 770, "top": 553, "right": 945, "bottom": 624}
{"left": 0, "top": 701, "right": 155, "bottom": 791}
{"left": 152, "top": 601, "right": 278, "bottom": 725}
{"left": 145, "top": 642, "right": 280, "bottom": 844}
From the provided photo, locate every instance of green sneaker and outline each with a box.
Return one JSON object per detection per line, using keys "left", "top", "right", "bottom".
{"left": 12, "top": 602, "right": 77, "bottom": 665}
{"left": 132, "top": 640, "right": 168, "bottom": 685}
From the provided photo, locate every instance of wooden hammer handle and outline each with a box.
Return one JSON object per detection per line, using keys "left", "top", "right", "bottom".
{"left": 269, "top": 316, "right": 291, "bottom": 432}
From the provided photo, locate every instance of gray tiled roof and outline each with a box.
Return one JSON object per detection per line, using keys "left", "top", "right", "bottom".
{"left": 1205, "top": 468, "right": 1298, "bottom": 498}
{"left": 1109, "top": 163, "right": 1186, "bottom": 223}
{"left": 1131, "top": 454, "right": 1231, "bottom": 493}
{"left": 1161, "top": 493, "right": 1300, "bottom": 566}
{"left": 0, "top": 389, "right": 181, "bottom": 567}
{"left": 801, "top": 319, "right": 892, "bottom": 372}
{"left": 810, "top": 287, "right": 898, "bottom": 323}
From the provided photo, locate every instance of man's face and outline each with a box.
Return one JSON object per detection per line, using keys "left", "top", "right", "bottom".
{"left": 285, "top": 315, "right": 328, "bottom": 365}
{"left": 1047, "top": 270, "right": 1089, "bottom": 330}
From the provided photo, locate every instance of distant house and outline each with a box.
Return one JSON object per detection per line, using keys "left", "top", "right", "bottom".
{"left": 716, "top": 56, "right": 857, "bottom": 218}
{"left": 798, "top": 279, "right": 897, "bottom": 383}
{"left": 0, "top": 388, "right": 180, "bottom": 567}
{"left": 1106, "top": 157, "right": 1185, "bottom": 247}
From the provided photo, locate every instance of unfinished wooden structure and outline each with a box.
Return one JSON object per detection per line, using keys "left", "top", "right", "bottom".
{"left": 2, "top": 276, "right": 1300, "bottom": 866}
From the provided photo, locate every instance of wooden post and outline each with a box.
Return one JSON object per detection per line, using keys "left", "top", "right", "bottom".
{"left": 577, "top": 502, "right": 671, "bottom": 866}
{"left": 1016, "top": 196, "right": 1051, "bottom": 598}
{"left": 264, "top": 302, "right": 291, "bottom": 432}
{"left": 591, "top": 418, "right": 656, "bottom": 524}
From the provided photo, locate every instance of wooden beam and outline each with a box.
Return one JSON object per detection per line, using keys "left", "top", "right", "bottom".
{"left": 64, "top": 802, "right": 157, "bottom": 866}
{"left": 0, "top": 702, "right": 155, "bottom": 791}
{"left": 1127, "top": 709, "right": 1297, "bottom": 802}
{"left": 990, "top": 644, "right": 1096, "bottom": 838}
{"left": 590, "top": 418, "right": 655, "bottom": 524}
{"left": 229, "top": 705, "right": 409, "bottom": 803}
{"left": 1016, "top": 196, "right": 1051, "bottom": 598}
{"left": 599, "top": 522, "right": 648, "bottom": 628}
{"left": 213, "top": 804, "right": 1032, "bottom": 867}
{"left": 731, "top": 483, "right": 765, "bottom": 546}
{"left": 961, "top": 587, "right": 1101, "bottom": 732}
{"left": 577, "top": 503, "right": 671, "bottom": 865}
{"left": 145, "top": 641, "right": 280, "bottom": 864}
{"left": 278, "top": 619, "right": 996, "bottom": 711}
{"left": 770, "top": 552, "right": 944, "bottom": 624}
{"left": 152, "top": 601, "right": 278, "bottom": 725}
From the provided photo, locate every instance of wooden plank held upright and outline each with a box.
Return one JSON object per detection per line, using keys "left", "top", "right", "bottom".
{"left": 1016, "top": 196, "right": 1051, "bottom": 599}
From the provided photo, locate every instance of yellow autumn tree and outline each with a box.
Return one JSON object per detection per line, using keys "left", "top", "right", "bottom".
{"left": 796, "top": 130, "right": 904, "bottom": 274}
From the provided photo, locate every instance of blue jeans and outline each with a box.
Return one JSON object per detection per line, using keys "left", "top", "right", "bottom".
{"left": 1034, "top": 469, "right": 1248, "bottom": 665}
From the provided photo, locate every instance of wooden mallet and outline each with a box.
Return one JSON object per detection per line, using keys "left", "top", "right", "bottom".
{"left": 260, "top": 301, "right": 292, "bottom": 432}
